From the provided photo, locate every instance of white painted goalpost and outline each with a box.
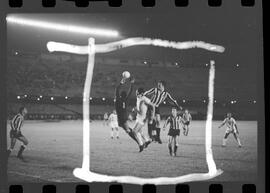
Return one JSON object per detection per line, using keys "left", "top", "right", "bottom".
{"left": 46, "top": 37, "right": 224, "bottom": 185}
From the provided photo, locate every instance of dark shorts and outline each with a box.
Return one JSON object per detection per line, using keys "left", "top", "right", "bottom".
{"left": 10, "top": 130, "right": 24, "bottom": 139}
{"left": 147, "top": 106, "right": 160, "bottom": 118}
{"left": 117, "top": 114, "right": 128, "bottom": 127}
{"left": 168, "top": 129, "right": 180, "bottom": 137}
{"left": 184, "top": 121, "right": 190, "bottom": 126}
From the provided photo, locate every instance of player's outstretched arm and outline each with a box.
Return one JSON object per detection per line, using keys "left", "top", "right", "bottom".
{"left": 166, "top": 92, "right": 182, "bottom": 110}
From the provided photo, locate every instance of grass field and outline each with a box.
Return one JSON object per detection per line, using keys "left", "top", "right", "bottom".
{"left": 7, "top": 120, "right": 257, "bottom": 183}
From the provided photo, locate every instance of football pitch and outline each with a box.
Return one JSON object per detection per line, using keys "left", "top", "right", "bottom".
{"left": 7, "top": 120, "right": 257, "bottom": 183}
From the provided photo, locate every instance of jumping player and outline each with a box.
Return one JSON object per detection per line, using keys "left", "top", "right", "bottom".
{"left": 133, "top": 88, "right": 155, "bottom": 152}
{"left": 108, "top": 110, "right": 119, "bottom": 139}
{"left": 115, "top": 77, "right": 138, "bottom": 145}
{"left": 182, "top": 109, "right": 192, "bottom": 136}
{"left": 144, "top": 80, "right": 182, "bottom": 143}
{"left": 218, "top": 113, "right": 242, "bottom": 147}
{"left": 163, "top": 107, "right": 182, "bottom": 156}
{"left": 7, "top": 107, "right": 29, "bottom": 162}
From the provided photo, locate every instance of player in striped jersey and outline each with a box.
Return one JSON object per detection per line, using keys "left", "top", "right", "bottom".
{"left": 144, "top": 80, "right": 182, "bottom": 143}
{"left": 218, "top": 113, "right": 242, "bottom": 147}
{"left": 182, "top": 109, "right": 192, "bottom": 136}
{"left": 163, "top": 107, "right": 183, "bottom": 156}
{"left": 7, "top": 107, "right": 29, "bottom": 161}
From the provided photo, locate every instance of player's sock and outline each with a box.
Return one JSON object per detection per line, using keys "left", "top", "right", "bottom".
{"left": 222, "top": 138, "right": 227, "bottom": 146}
{"left": 128, "top": 129, "right": 139, "bottom": 145}
{"left": 168, "top": 144, "right": 172, "bottom": 156}
{"left": 148, "top": 123, "right": 153, "bottom": 140}
{"left": 174, "top": 145, "right": 178, "bottom": 155}
{"left": 237, "top": 138, "right": 242, "bottom": 147}
{"left": 156, "top": 128, "right": 162, "bottom": 144}
{"left": 17, "top": 145, "right": 26, "bottom": 158}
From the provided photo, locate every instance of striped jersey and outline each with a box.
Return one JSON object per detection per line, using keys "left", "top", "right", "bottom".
{"left": 144, "top": 87, "right": 178, "bottom": 107}
{"left": 10, "top": 113, "right": 24, "bottom": 131}
{"left": 165, "top": 115, "right": 182, "bottom": 130}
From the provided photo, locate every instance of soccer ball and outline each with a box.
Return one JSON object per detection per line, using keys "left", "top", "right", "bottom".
{"left": 122, "top": 71, "right": 130, "bottom": 79}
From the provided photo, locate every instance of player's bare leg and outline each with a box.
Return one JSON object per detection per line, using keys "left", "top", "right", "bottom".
{"left": 133, "top": 123, "right": 145, "bottom": 152}
{"left": 233, "top": 133, "right": 242, "bottom": 147}
{"left": 222, "top": 132, "right": 230, "bottom": 147}
{"left": 121, "top": 122, "right": 139, "bottom": 145}
{"left": 16, "top": 136, "right": 29, "bottom": 162}
{"left": 140, "top": 131, "right": 151, "bottom": 148}
{"left": 168, "top": 136, "right": 173, "bottom": 156}
{"left": 116, "top": 127, "right": 119, "bottom": 139}
{"left": 111, "top": 127, "right": 114, "bottom": 139}
{"left": 184, "top": 125, "right": 189, "bottom": 136}
{"left": 7, "top": 137, "right": 17, "bottom": 157}
{"left": 155, "top": 114, "right": 162, "bottom": 144}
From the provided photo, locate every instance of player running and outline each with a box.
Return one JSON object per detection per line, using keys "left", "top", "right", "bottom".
{"left": 133, "top": 88, "right": 155, "bottom": 152}
{"left": 108, "top": 110, "right": 120, "bottom": 139}
{"left": 7, "top": 107, "right": 29, "bottom": 162}
{"left": 163, "top": 107, "right": 183, "bottom": 156}
{"left": 115, "top": 76, "right": 139, "bottom": 145}
{"left": 182, "top": 109, "right": 192, "bottom": 136}
{"left": 218, "top": 113, "right": 242, "bottom": 148}
{"left": 144, "top": 80, "right": 182, "bottom": 143}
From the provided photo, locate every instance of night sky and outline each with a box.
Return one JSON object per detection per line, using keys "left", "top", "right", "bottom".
{"left": 7, "top": 9, "right": 261, "bottom": 68}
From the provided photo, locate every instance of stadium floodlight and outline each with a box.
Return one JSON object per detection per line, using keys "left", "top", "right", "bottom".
{"left": 17, "top": 96, "right": 20, "bottom": 99}
{"left": 6, "top": 16, "right": 119, "bottom": 38}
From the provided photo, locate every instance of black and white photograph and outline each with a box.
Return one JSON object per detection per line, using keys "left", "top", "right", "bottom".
{"left": 6, "top": 11, "right": 259, "bottom": 184}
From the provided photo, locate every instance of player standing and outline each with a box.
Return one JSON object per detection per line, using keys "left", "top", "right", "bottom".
{"left": 108, "top": 110, "right": 120, "bottom": 139}
{"left": 144, "top": 80, "right": 182, "bottom": 143}
{"left": 218, "top": 113, "right": 242, "bottom": 147}
{"left": 163, "top": 107, "right": 182, "bottom": 156}
{"left": 7, "top": 107, "right": 29, "bottom": 162}
{"left": 182, "top": 109, "right": 192, "bottom": 136}
{"left": 115, "top": 76, "right": 139, "bottom": 145}
{"left": 103, "top": 112, "right": 109, "bottom": 126}
{"left": 133, "top": 88, "right": 155, "bottom": 152}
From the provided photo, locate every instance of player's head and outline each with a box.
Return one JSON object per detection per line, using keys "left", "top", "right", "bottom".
{"left": 227, "top": 113, "right": 232, "bottom": 118}
{"left": 113, "top": 110, "right": 116, "bottom": 114}
{"left": 120, "top": 91, "right": 127, "bottom": 98}
{"left": 19, "top": 107, "right": 27, "bottom": 116}
{"left": 171, "top": 107, "right": 177, "bottom": 117}
{"left": 185, "top": 109, "right": 189, "bottom": 114}
{"left": 157, "top": 80, "right": 166, "bottom": 91}
{"left": 136, "top": 87, "right": 144, "bottom": 97}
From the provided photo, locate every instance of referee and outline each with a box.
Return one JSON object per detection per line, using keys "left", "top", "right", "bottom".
{"left": 144, "top": 80, "right": 182, "bottom": 143}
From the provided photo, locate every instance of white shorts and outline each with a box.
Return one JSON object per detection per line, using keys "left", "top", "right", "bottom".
{"left": 225, "top": 127, "right": 237, "bottom": 134}
{"left": 110, "top": 122, "right": 119, "bottom": 128}
{"left": 136, "top": 115, "right": 146, "bottom": 125}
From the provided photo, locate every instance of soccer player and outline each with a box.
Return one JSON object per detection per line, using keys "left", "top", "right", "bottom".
{"left": 163, "top": 107, "right": 182, "bottom": 156}
{"left": 115, "top": 77, "right": 139, "bottom": 145}
{"left": 108, "top": 110, "right": 120, "bottom": 139}
{"left": 103, "top": 112, "right": 109, "bottom": 126}
{"left": 182, "top": 109, "right": 192, "bottom": 136}
{"left": 144, "top": 80, "right": 182, "bottom": 143}
{"left": 133, "top": 88, "right": 155, "bottom": 152}
{"left": 7, "top": 107, "right": 29, "bottom": 162}
{"left": 218, "top": 113, "right": 242, "bottom": 147}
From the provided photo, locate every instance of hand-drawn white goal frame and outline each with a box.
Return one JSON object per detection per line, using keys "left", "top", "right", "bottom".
{"left": 47, "top": 37, "right": 225, "bottom": 185}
